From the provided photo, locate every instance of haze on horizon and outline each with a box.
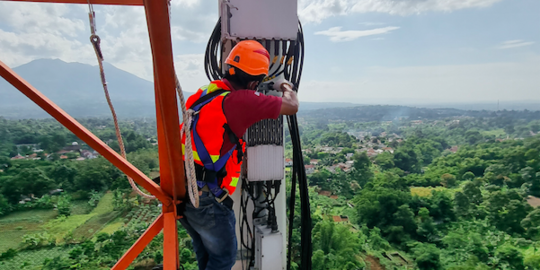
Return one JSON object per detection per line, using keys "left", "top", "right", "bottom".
{"left": 0, "top": 0, "right": 539, "bottom": 105}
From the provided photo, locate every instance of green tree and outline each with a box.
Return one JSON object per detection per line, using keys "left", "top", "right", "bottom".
{"left": 0, "top": 194, "right": 11, "bottom": 216}
{"left": 312, "top": 221, "right": 362, "bottom": 269}
{"left": 412, "top": 243, "right": 441, "bottom": 270}
{"left": 465, "top": 130, "right": 484, "bottom": 145}
{"left": 462, "top": 181, "right": 483, "bottom": 205}
{"left": 374, "top": 152, "right": 394, "bottom": 170}
{"left": 180, "top": 248, "right": 193, "bottom": 263}
{"left": 521, "top": 208, "right": 540, "bottom": 240}
{"left": 454, "top": 191, "right": 470, "bottom": 217}
{"left": 47, "top": 164, "right": 77, "bottom": 191}
{"left": 393, "top": 146, "right": 420, "bottom": 173}
{"left": 495, "top": 244, "right": 524, "bottom": 270}
{"left": 462, "top": 171, "right": 475, "bottom": 180}
{"left": 441, "top": 173, "right": 457, "bottom": 188}
{"left": 2, "top": 168, "right": 55, "bottom": 203}
{"left": 57, "top": 195, "right": 72, "bottom": 217}
{"left": 486, "top": 190, "right": 532, "bottom": 234}
{"left": 352, "top": 152, "right": 373, "bottom": 186}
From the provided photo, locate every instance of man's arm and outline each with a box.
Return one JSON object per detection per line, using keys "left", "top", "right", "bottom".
{"left": 279, "top": 83, "right": 299, "bottom": 115}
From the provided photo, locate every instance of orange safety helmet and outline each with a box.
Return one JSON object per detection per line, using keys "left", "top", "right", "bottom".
{"left": 225, "top": 40, "right": 270, "bottom": 76}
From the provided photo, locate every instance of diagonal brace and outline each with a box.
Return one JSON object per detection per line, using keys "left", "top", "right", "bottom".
{"left": 112, "top": 214, "right": 165, "bottom": 270}
{"left": 0, "top": 60, "right": 171, "bottom": 205}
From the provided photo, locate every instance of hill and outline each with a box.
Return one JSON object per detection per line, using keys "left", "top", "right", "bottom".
{"left": 298, "top": 105, "right": 540, "bottom": 122}
{"left": 0, "top": 59, "right": 161, "bottom": 118}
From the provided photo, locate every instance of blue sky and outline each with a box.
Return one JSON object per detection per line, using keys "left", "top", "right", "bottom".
{"left": 0, "top": 0, "right": 538, "bottom": 104}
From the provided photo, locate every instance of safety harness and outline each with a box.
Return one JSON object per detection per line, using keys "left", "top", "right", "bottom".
{"left": 188, "top": 88, "right": 243, "bottom": 203}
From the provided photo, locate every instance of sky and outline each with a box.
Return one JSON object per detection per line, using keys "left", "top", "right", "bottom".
{"left": 0, "top": 0, "right": 539, "bottom": 105}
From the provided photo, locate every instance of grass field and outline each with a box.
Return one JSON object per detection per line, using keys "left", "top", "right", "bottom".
{"left": 45, "top": 192, "right": 119, "bottom": 243}
{"left": 0, "top": 209, "right": 57, "bottom": 253}
{"left": 71, "top": 200, "right": 93, "bottom": 215}
{"left": 0, "top": 192, "right": 133, "bottom": 269}
{"left": 410, "top": 186, "right": 448, "bottom": 197}
{"left": 99, "top": 216, "right": 125, "bottom": 235}
{"left": 481, "top": 129, "right": 506, "bottom": 138}
{"left": 0, "top": 246, "right": 73, "bottom": 270}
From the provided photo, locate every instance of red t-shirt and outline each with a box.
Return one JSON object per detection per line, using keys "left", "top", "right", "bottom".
{"left": 220, "top": 79, "right": 282, "bottom": 155}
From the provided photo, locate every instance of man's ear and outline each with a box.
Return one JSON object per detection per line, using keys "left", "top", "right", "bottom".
{"left": 247, "top": 81, "right": 259, "bottom": 90}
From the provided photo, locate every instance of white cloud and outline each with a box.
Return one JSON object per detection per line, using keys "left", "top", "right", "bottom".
{"left": 299, "top": 0, "right": 503, "bottom": 23}
{"left": 97, "top": 6, "right": 153, "bottom": 80}
{"left": 315, "top": 26, "right": 399, "bottom": 42}
{"left": 170, "top": 0, "right": 201, "bottom": 8}
{"left": 171, "top": 26, "right": 207, "bottom": 42}
{"left": 0, "top": 1, "right": 214, "bottom": 81}
{"left": 174, "top": 54, "right": 208, "bottom": 92}
{"left": 498, "top": 40, "right": 535, "bottom": 49}
{"left": 0, "top": 3, "right": 85, "bottom": 36}
{"left": 0, "top": 2, "right": 94, "bottom": 67}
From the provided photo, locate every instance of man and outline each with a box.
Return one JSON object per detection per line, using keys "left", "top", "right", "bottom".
{"left": 178, "top": 40, "right": 299, "bottom": 270}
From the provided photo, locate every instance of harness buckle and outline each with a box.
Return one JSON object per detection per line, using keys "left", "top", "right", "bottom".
{"left": 215, "top": 188, "right": 230, "bottom": 203}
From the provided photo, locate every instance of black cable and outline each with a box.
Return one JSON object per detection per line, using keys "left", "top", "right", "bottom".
{"left": 239, "top": 177, "right": 254, "bottom": 270}
{"left": 285, "top": 20, "right": 311, "bottom": 270}
{"left": 203, "top": 17, "right": 310, "bottom": 269}
{"left": 204, "top": 18, "right": 222, "bottom": 81}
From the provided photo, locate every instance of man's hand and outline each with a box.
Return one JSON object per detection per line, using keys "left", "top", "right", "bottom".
{"left": 269, "top": 74, "right": 293, "bottom": 92}
{"left": 279, "top": 82, "right": 299, "bottom": 115}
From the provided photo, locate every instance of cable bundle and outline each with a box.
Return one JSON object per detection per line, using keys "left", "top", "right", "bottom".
{"left": 203, "top": 18, "right": 311, "bottom": 270}
{"left": 204, "top": 18, "right": 223, "bottom": 81}
{"left": 285, "top": 22, "right": 311, "bottom": 270}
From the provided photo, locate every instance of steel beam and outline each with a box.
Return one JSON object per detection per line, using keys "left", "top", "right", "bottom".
{"left": 111, "top": 214, "right": 164, "bottom": 270}
{"left": 143, "top": 0, "right": 184, "bottom": 269}
{"left": 0, "top": 60, "right": 171, "bottom": 205}
{"left": 4, "top": 0, "right": 143, "bottom": 5}
{"left": 163, "top": 212, "right": 180, "bottom": 270}
{"left": 143, "top": 0, "right": 185, "bottom": 203}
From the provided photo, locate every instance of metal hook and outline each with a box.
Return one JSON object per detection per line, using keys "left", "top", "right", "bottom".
{"left": 90, "top": 34, "right": 103, "bottom": 61}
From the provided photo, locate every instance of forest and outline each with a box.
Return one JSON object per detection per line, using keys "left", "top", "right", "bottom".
{"left": 1, "top": 106, "right": 540, "bottom": 269}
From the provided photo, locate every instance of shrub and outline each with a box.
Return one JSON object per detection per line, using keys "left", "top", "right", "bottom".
{"left": 43, "top": 256, "right": 73, "bottom": 270}
{"left": 88, "top": 190, "right": 103, "bottom": 207}
{"left": 35, "top": 195, "right": 54, "bottom": 209}
{"left": 56, "top": 195, "right": 72, "bottom": 217}
{"left": 524, "top": 254, "right": 540, "bottom": 270}
{"left": 0, "top": 249, "right": 18, "bottom": 261}
{"left": 22, "top": 232, "right": 53, "bottom": 249}
{"left": 0, "top": 194, "right": 13, "bottom": 216}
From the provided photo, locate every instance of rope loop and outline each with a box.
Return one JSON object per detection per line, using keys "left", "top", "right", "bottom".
{"left": 87, "top": 4, "right": 154, "bottom": 200}
{"left": 90, "top": 35, "right": 103, "bottom": 61}
{"left": 176, "top": 77, "right": 199, "bottom": 208}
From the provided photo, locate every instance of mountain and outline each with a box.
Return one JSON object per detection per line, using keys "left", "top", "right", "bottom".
{"left": 298, "top": 102, "right": 359, "bottom": 111}
{"left": 0, "top": 59, "right": 359, "bottom": 119}
{"left": 3, "top": 59, "right": 540, "bottom": 119}
{"left": 0, "top": 59, "right": 163, "bottom": 118}
{"left": 298, "top": 105, "right": 540, "bottom": 122}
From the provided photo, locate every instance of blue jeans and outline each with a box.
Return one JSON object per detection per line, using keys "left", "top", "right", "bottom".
{"left": 179, "top": 192, "right": 237, "bottom": 270}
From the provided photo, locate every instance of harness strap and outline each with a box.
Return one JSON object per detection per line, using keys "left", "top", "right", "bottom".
{"left": 187, "top": 87, "right": 233, "bottom": 198}
{"left": 191, "top": 89, "right": 227, "bottom": 112}
{"left": 223, "top": 123, "right": 244, "bottom": 163}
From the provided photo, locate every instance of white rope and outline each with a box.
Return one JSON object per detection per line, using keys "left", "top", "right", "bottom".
{"left": 87, "top": 4, "right": 154, "bottom": 199}
{"left": 176, "top": 76, "right": 199, "bottom": 208}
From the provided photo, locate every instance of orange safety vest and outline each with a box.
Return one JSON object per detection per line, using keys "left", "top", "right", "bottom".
{"left": 181, "top": 80, "right": 243, "bottom": 195}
